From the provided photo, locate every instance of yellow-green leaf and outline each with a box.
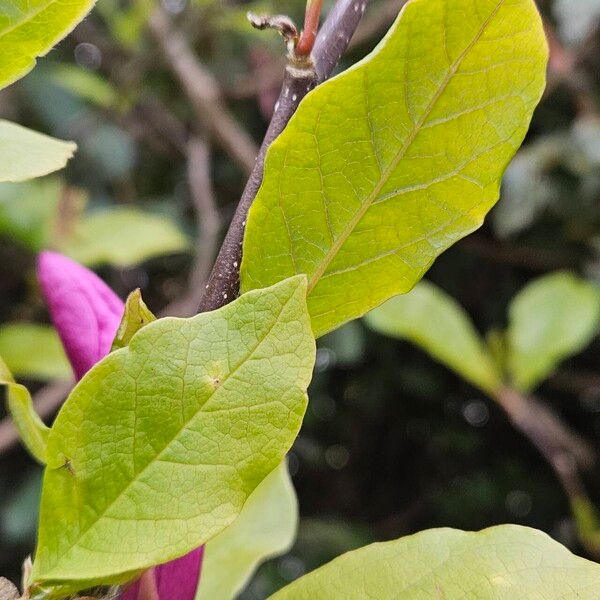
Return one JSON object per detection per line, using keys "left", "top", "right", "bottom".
{"left": 0, "top": 356, "right": 49, "bottom": 464}
{"left": 0, "top": 0, "right": 96, "bottom": 90}
{"left": 241, "top": 0, "right": 548, "bottom": 337}
{"left": 0, "top": 323, "right": 71, "bottom": 381}
{"left": 196, "top": 462, "right": 298, "bottom": 600}
{"left": 507, "top": 272, "right": 600, "bottom": 391}
{"left": 30, "top": 276, "right": 315, "bottom": 596}
{"left": 59, "top": 207, "right": 190, "bottom": 267}
{"left": 111, "top": 289, "right": 156, "bottom": 351}
{"left": 365, "top": 281, "right": 502, "bottom": 395}
{"left": 0, "top": 121, "right": 76, "bottom": 183}
{"left": 270, "top": 525, "right": 600, "bottom": 599}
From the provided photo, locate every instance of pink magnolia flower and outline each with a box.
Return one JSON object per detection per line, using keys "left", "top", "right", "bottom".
{"left": 37, "top": 251, "right": 204, "bottom": 600}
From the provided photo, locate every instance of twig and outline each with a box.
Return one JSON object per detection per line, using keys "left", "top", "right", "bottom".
{"left": 148, "top": 8, "right": 258, "bottom": 175}
{"left": 494, "top": 387, "right": 594, "bottom": 471}
{"left": 163, "top": 138, "right": 221, "bottom": 318}
{"left": 296, "top": 0, "right": 325, "bottom": 57}
{"left": 198, "top": 0, "right": 370, "bottom": 312}
{"left": 0, "top": 380, "right": 73, "bottom": 456}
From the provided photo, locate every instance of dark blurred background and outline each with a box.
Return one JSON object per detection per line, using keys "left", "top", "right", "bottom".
{"left": 0, "top": 0, "right": 599, "bottom": 597}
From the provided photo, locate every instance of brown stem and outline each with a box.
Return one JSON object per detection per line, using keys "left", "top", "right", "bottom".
{"left": 494, "top": 387, "right": 595, "bottom": 471}
{"left": 198, "top": 0, "right": 370, "bottom": 312}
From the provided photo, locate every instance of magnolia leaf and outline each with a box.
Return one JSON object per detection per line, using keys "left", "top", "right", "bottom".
{"left": 241, "top": 0, "right": 548, "bottom": 337}
{"left": 365, "top": 281, "right": 502, "bottom": 394}
{"left": 111, "top": 289, "right": 156, "bottom": 351}
{"left": 59, "top": 207, "right": 190, "bottom": 267}
{"left": 50, "top": 65, "right": 120, "bottom": 109}
{"left": 0, "top": 178, "right": 63, "bottom": 249}
{"left": 0, "top": 121, "right": 76, "bottom": 183}
{"left": 30, "top": 276, "right": 315, "bottom": 595}
{"left": 270, "top": 525, "right": 600, "bottom": 599}
{"left": 0, "top": 0, "right": 95, "bottom": 90}
{"left": 0, "top": 324, "right": 71, "bottom": 381}
{"left": 0, "top": 356, "right": 49, "bottom": 464}
{"left": 507, "top": 272, "right": 600, "bottom": 392}
{"left": 197, "top": 461, "right": 298, "bottom": 600}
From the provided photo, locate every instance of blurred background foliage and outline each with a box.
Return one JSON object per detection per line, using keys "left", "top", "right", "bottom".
{"left": 0, "top": 0, "right": 599, "bottom": 597}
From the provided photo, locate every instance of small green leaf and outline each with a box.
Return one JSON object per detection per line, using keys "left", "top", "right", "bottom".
{"left": 0, "top": 0, "right": 96, "bottom": 90}
{"left": 507, "top": 272, "right": 600, "bottom": 391}
{"left": 0, "top": 121, "right": 76, "bottom": 183}
{"left": 111, "top": 289, "right": 156, "bottom": 351}
{"left": 241, "top": 0, "right": 548, "bottom": 337}
{"left": 31, "top": 276, "right": 315, "bottom": 595}
{"left": 0, "top": 323, "right": 71, "bottom": 381}
{"left": 365, "top": 281, "right": 502, "bottom": 395}
{"left": 196, "top": 461, "right": 298, "bottom": 600}
{"left": 59, "top": 207, "right": 190, "bottom": 267}
{"left": 49, "top": 65, "right": 120, "bottom": 109}
{"left": 0, "top": 357, "right": 49, "bottom": 464}
{"left": 0, "top": 178, "right": 62, "bottom": 249}
{"left": 269, "top": 525, "right": 600, "bottom": 599}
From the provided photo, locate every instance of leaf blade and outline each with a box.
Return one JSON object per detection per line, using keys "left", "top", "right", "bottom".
{"left": 0, "top": 356, "right": 49, "bottom": 463}
{"left": 365, "top": 281, "right": 502, "bottom": 394}
{"left": 0, "top": 121, "right": 76, "bottom": 183}
{"left": 269, "top": 525, "right": 600, "bottom": 599}
{"left": 0, "top": 0, "right": 96, "bottom": 90}
{"left": 241, "top": 0, "right": 548, "bottom": 337}
{"left": 31, "top": 276, "right": 314, "bottom": 594}
{"left": 196, "top": 462, "right": 298, "bottom": 600}
{"left": 507, "top": 272, "right": 600, "bottom": 391}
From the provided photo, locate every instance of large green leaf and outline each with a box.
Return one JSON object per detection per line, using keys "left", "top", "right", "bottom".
{"left": 59, "top": 207, "right": 190, "bottom": 267}
{"left": 270, "top": 525, "right": 600, "bottom": 599}
{"left": 0, "top": 0, "right": 95, "bottom": 90}
{"left": 30, "top": 276, "right": 314, "bottom": 596}
{"left": 241, "top": 0, "right": 548, "bottom": 337}
{"left": 365, "top": 281, "right": 501, "bottom": 394}
{"left": 0, "top": 323, "right": 71, "bottom": 380}
{"left": 0, "top": 121, "right": 76, "bottom": 183}
{"left": 507, "top": 272, "right": 600, "bottom": 391}
{"left": 196, "top": 461, "right": 298, "bottom": 600}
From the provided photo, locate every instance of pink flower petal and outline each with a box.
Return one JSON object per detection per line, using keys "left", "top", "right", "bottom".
{"left": 37, "top": 251, "right": 124, "bottom": 380}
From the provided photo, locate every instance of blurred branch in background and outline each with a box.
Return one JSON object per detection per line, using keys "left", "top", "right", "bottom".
{"left": 148, "top": 7, "right": 258, "bottom": 174}
{"left": 164, "top": 137, "right": 221, "bottom": 317}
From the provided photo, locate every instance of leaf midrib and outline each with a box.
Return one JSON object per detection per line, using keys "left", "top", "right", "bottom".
{"left": 0, "top": 0, "right": 56, "bottom": 40}
{"left": 306, "top": 0, "right": 506, "bottom": 294}
{"left": 38, "top": 288, "right": 298, "bottom": 580}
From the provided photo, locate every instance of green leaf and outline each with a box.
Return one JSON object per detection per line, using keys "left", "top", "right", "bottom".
{"left": 507, "top": 272, "right": 600, "bottom": 391}
{"left": 196, "top": 461, "right": 298, "bottom": 600}
{"left": 0, "top": 121, "right": 76, "bottom": 183}
{"left": 111, "top": 289, "right": 156, "bottom": 351}
{"left": 59, "top": 207, "right": 190, "bottom": 267}
{"left": 49, "top": 65, "right": 120, "bottom": 109}
{"left": 0, "top": 357, "right": 49, "bottom": 464}
{"left": 365, "top": 281, "right": 502, "bottom": 395}
{"left": 269, "top": 525, "right": 600, "bottom": 599}
{"left": 0, "top": 324, "right": 72, "bottom": 381}
{"left": 241, "top": 0, "right": 548, "bottom": 337}
{"left": 0, "top": 178, "right": 62, "bottom": 249}
{"left": 0, "top": 0, "right": 95, "bottom": 90}
{"left": 30, "top": 276, "right": 315, "bottom": 595}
